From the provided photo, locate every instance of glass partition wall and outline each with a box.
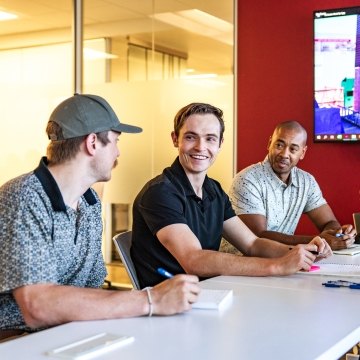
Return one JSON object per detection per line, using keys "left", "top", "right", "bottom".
{"left": 0, "top": 0, "right": 235, "bottom": 268}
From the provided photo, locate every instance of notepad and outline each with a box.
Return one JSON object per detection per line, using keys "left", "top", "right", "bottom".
{"left": 192, "top": 289, "right": 233, "bottom": 310}
{"left": 299, "top": 263, "right": 360, "bottom": 277}
{"left": 46, "top": 333, "right": 134, "bottom": 359}
{"left": 333, "top": 245, "right": 360, "bottom": 256}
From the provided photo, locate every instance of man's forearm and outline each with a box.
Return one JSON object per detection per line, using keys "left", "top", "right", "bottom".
{"left": 180, "top": 249, "right": 281, "bottom": 277}
{"left": 13, "top": 284, "right": 149, "bottom": 328}
{"left": 258, "top": 231, "right": 313, "bottom": 246}
{"left": 321, "top": 220, "right": 341, "bottom": 231}
{"left": 248, "top": 236, "right": 291, "bottom": 257}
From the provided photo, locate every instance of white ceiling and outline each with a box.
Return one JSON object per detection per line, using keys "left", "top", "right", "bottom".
{"left": 0, "top": 0, "right": 234, "bottom": 75}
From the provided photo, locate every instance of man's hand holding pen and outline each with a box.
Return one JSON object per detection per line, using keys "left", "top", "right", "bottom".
{"left": 320, "top": 226, "right": 356, "bottom": 250}
{"left": 283, "top": 236, "right": 332, "bottom": 274}
{"left": 306, "top": 236, "right": 332, "bottom": 261}
{"left": 151, "top": 273, "right": 200, "bottom": 315}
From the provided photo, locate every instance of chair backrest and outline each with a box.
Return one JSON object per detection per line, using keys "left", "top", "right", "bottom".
{"left": 354, "top": 213, "right": 360, "bottom": 243}
{"left": 112, "top": 231, "right": 140, "bottom": 290}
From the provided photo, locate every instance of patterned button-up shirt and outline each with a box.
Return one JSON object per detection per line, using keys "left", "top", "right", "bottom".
{"left": 229, "top": 156, "right": 327, "bottom": 234}
{"left": 0, "top": 158, "right": 106, "bottom": 331}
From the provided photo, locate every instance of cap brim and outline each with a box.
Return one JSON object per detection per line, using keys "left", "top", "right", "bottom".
{"left": 113, "top": 123, "right": 143, "bottom": 134}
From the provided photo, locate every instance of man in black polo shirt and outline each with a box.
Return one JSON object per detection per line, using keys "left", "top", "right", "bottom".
{"left": 131, "top": 103, "right": 332, "bottom": 288}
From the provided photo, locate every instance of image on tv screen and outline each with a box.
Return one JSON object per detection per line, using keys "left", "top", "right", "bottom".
{"left": 314, "top": 7, "right": 360, "bottom": 142}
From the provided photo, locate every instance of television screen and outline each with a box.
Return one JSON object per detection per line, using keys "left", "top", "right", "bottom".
{"left": 314, "top": 6, "right": 360, "bottom": 142}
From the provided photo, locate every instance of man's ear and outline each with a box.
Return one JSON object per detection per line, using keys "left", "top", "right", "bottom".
{"left": 300, "top": 145, "right": 308, "bottom": 160}
{"left": 219, "top": 137, "right": 224, "bottom": 148}
{"left": 171, "top": 131, "right": 178, "bottom": 147}
{"left": 85, "top": 133, "right": 97, "bottom": 155}
{"left": 267, "top": 136, "right": 272, "bottom": 151}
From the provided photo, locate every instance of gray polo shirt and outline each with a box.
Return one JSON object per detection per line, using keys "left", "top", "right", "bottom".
{"left": 229, "top": 156, "right": 327, "bottom": 235}
{"left": 0, "top": 157, "right": 106, "bottom": 331}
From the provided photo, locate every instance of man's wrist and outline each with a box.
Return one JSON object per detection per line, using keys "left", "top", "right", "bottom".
{"left": 142, "top": 287, "right": 153, "bottom": 316}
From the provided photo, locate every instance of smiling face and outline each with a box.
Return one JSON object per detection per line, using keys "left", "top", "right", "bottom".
{"left": 171, "top": 113, "right": 222, "bottom": 178}
{"left": 267, "top": 126, "right": 307, "bottom": 183}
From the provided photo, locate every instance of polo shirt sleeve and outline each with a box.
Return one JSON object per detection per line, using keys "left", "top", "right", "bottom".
{"left": 303, "top": 174, "right": 327, "bottom": 213}
{"left": 224, "top": 193, "right": 236, "bottom": 220}
{"left": 229, "top": 171, "right": 266, "bottom": 216}
{"left": 0, "top": 187, "right": 58, "bottom": 292}
{"left": 138, "top": 181, "right": 188, "bottom": 235}
{"left": 85, "top": 255, "right": 107, "bottom": 288}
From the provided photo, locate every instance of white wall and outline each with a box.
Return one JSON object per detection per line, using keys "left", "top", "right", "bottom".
{"left": 0, "top": 39, "right": 112, "bottom": 185}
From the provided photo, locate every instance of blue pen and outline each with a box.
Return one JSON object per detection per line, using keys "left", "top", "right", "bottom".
{"left": 157, "top": 267, "right": 174, "bottom": 279}
{"left": 323, "top": 283, "right": 341, "bottom": 288}
{"left": 322, "top": 280, "right": 360, "bottom": 289}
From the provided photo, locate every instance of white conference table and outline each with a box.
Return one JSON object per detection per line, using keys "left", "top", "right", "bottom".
{"left": 319, "top": 251, "right": 360, "bottom": 265}
{"left": 1, "top": 255, "right": 360, "bottom": 360}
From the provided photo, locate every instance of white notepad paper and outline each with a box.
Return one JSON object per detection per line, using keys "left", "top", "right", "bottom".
{"left": 46, "top": 333, "right": 134, "bottom": 359}
{"left": 192, "top": 289, "right": 233, "bottom": 310}
{"left": 299, "top": 263, "right": 360, "bottom": 277}
{"left": 333, "top": 245, "right": 360, "bottom": 256}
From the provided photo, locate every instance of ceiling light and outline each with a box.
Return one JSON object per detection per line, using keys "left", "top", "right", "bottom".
{"left": 83, "top": 48, "right": 118, "bottom": 60}
{"left": 178, "top": 9, "right": 232, "bottom": 33}
{"left": 152, "top": 12, "right": 218, "bottom": 37}
{"left": 150, "top": 9, "right": 233, "bottom": 44}
{"left": 0, "top": 10, "right": 18, "bottom": 21}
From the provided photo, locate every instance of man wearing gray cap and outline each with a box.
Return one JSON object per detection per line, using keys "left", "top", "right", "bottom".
{"left": 0, "top": 94, "right": 200, "bottom": 340}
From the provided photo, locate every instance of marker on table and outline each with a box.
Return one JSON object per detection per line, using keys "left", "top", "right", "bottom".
{"left": 157, "top": 268, "right": 174, "bottom": 279}
{"left": 309, "top": 250, "right": 325, "bottom": 257}
{"left": 290, "top": 247, "right": 324, "bottom": 257}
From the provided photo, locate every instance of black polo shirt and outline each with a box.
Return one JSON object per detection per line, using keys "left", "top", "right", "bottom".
{"left": 131, "top": 157, "right": 236, "bottom": 288}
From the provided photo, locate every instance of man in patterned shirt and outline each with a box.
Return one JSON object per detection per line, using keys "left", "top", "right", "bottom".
{"left": 0, "top": 94, "right": 200, "bottom": 340}
{"left": 225, "top": 120, "right": 356, "bottom": 252}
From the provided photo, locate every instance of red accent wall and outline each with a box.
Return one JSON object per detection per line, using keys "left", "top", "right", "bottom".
{"left": 236, "top": 0, "right": 360, "bottom": 234}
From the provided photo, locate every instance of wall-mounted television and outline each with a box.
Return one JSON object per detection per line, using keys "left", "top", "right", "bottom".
{"left": 314, "top": 6, "right": 360, "bottom": 142}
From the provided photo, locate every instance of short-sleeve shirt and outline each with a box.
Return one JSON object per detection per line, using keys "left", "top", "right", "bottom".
{"left": 0, "top": 157, "right": 106, "bottom": 331}
{"left": 229, "top": 156, "right": 327, "bottom": 235}
{"left": 131, "top": 157, "right": 236, "bottom": 288}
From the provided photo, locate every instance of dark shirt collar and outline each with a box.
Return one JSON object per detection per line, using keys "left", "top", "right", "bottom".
{"left": 34, "top": 157, "right": 97, "bottom": 212}
{"left": 165, "top": 157, "right": 217, "bottom": 200}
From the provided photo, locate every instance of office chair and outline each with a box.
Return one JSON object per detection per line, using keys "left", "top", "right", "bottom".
{"left": 354, "top": 213, "right": 360, "bottom": 244}
{"left": 112, "top": 231, "right": 140, "bottom": 290}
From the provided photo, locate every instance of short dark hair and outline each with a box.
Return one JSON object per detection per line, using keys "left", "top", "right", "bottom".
{"left": 274, "top": 120, "right": 307, "bottom": 145}
{"left": 173, "top": 103, "right": 225, "bottom": 143}
{"left": 46, "top": 122, "right": 110, "bottom": 165}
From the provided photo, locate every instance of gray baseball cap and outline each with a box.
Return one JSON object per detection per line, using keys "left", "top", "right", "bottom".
{"left": 48, "top": 93, "right": 142, "bottom": 140}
